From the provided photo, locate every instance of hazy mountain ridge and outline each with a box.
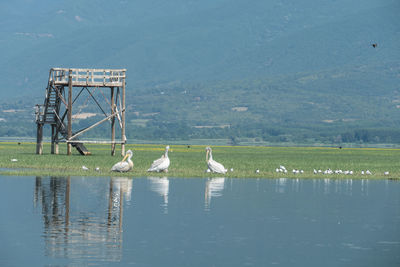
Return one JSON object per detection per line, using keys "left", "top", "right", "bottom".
{"left": 1, "top": 0, "right": 399, "bottom": 143}
{"left": 2, "top": 0, "right": 398, "bottom": 97}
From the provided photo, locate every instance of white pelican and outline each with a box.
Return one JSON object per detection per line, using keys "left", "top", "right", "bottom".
{"left": 205, "top": 146, "right": 227, "bottom": 174}
{"left": 111, "top": 149, "right": 134, "bottom": 172}
{"left": 147, "top": 146, "right": 170, "bottom": 172}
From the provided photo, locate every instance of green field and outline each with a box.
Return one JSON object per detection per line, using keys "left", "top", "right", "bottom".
{"left": 0, "top": 142, "right": 399, "bottom": 179}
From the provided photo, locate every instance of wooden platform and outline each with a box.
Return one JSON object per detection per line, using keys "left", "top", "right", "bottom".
{"left": 35, "top": 68, "right": 127, "bottom": 156}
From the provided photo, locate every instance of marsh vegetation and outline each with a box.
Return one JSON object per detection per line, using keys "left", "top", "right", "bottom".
{"left": 0, "top": 142, "right": 398, "bottom": 179}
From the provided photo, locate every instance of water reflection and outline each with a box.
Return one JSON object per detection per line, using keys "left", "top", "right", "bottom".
{"left": 2, "top": 176, "right": 399, "bottom": 266}
{"left": 273, "top": 178, "right": 370, "bottom": 196}
{"left": 148, "top": 177, "right": 169, "bottom": 213}
{"left": 34, "top": 176, "right": 132, "bottom": 264}
{"left": 204, "top": 177, "right": 225, "bottom": 210}
{"left": 275, "top": 178, "right": 288, "bottom": 193}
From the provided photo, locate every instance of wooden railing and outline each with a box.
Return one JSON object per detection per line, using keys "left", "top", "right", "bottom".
{"left": 49, "top": 68, "right": 126, "bottom": 87}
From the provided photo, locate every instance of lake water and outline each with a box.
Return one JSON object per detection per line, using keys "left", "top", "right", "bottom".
{"left": 0, "top": 176, "right": 399, "bottom": 267}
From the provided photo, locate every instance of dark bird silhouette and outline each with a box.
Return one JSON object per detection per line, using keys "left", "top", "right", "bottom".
{"left": 372, "top": 43, "right": 377, "bottom": 48}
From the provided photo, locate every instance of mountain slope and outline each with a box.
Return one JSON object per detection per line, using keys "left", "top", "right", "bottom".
{"left": 1, "top": 0, "right": 398, "bottom": 97}
{"left": 1, "top": 0, "right": 399, "bottom": 144}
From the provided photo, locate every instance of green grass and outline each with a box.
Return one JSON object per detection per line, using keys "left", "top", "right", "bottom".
{"left": 0, "top": 142, "right": 399, "bottom": 179}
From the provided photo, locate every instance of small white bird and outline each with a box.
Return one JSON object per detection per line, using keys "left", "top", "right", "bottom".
{"left": 255, "top": 169, "right": 260, "bottom": 174}
{"left": 148, "top": 146, "right": 170, "bottom": 173}
{"left": 11, "top": 159, "right": 18, "bottom": 162}
{"left": 95, "top": 167, "right": 100, "bottom": 171}
{"left": 205, "top": 146, "right": 227, "bottom": 174}
{"left": 384, "top": 171, "right": 389, "bottom": 175}
{"left": 366, "top": 170, "right": 372, "bottom": 175}
{"left": 82, "top": 165, "right": 89, "bottom": 171}
{"left": 111, "top": 150, "right": 134, "bottom": 172}
{"left": 230, "top": 168, "right": 234, "bottom": 172}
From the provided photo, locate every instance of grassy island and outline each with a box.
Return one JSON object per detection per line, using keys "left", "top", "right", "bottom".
{"left": 0, "top": 142, "right": 399, "bottom": 179}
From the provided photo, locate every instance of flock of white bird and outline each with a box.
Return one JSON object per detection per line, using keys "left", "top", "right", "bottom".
{"left": 75, "top": 146, "right": 392, "bottom": 176}
{"left": 108, "top": 145, "right": 230, "bottom": 174}
{"left": 276, "top": 165, "right": 390, "bottom": 176}
{"left": 110, "top": 145, "right": 171, "bottom": 173}
{"left": 105, "top": 145, "right": 228, "bottom": 174}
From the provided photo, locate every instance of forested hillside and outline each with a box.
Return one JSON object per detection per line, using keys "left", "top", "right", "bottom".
{"left": 2, "top": 63, "right": 400, "bottom": 145}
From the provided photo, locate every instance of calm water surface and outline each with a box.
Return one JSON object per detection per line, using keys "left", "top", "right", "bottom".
{"left": 0, "top": 176, "right": 399, "bottom": 267}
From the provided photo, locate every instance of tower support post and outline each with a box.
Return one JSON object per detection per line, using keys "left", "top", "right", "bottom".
{"left": 36, "top": 123, "right": 43, "bottom": 155}
{"left": 121, "top": 75, "right": 126, "bottom": 156}
{"left": 111, "top": 87, "right": 116, "bottom": 156}
{"left": 51, "top": 125, "right": 56, "bottom": 154}
{"left": 67, "top": 69, "right": 72, "bottom": 155}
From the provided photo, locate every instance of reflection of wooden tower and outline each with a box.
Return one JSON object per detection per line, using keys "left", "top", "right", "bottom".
{"left": 35, "top": 68, "right": 126, "bottom": 156}
{"left": 34, "top": 176, "right": 129, "bottom": 262}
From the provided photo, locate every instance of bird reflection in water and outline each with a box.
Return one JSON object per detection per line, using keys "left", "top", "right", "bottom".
{"left": 204, "top": 177, "right": 225, "bottom": 211}
{"left": 33, "top": 176, "right": 132, "bottom": 264}
{"left": 275, "top": 178, "right": 288, "bottom": 193}
{"left": 310, "top": 178, "right": 371, "bottom": 196}
{"left": 148, "top": 177, "right": 169, "bottom": 213}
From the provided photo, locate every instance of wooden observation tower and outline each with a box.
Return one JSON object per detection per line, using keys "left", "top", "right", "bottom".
{"left": 35, "top": 68, "right": 127, "bottom": 156}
